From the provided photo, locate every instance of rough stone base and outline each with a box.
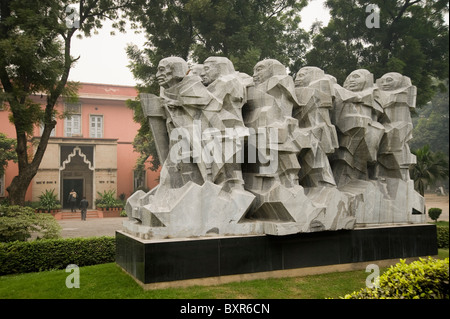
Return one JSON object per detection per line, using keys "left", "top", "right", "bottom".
{"left": 123, "top": 178, "right": 425, "bottom": 239}
{"left": 339, "top": 178, "right": 426, "bottom": 224}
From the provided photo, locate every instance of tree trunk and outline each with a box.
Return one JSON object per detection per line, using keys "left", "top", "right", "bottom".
{"left": 7, "top": 173, "right": 34, "bottom": 206}
{"left": 7, "top": 125, "right": 53, "bottom": 205}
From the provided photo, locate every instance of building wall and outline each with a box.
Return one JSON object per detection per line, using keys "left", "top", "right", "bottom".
{"left": 0, "top": 83, "right": 160, "bottom": 204}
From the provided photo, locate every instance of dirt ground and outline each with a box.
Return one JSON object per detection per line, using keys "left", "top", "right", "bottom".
{"left": 57, "top": 193, "right": 448, "bottom": 238}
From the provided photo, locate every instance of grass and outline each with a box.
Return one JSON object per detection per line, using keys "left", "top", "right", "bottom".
{"left": 1, "top": 249, "right": 448, "bottom": 299}
{"left": 434, "top": 221, "right": 449, "bottom": 227}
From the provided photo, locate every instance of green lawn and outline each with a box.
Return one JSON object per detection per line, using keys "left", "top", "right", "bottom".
{"left": 1, "top": 249, "right": 447, "bottom": 299}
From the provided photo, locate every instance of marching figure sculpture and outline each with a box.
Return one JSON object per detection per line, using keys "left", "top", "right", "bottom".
{"left": 375, "top": 72, "right": 417, "bottom": 181}
{"left": 242, "top": 59, "right": 313, "bottom": 223}
{"left": 199, "top": 56, "right": 250, "bottom": 193}
{"left": 123, "top": 57, "right": 426, "bottom": 240}
{"left": 243, "top": 59, "right": 303, "bottom": 190}
{"left": 331, "top": 69, "right": 385, "bottom": 185}
{"left": 293, "top": 66, "right": 339, "bottom": 187}
{"left": 154, "top": 57, "right": 213, "bottom": 190}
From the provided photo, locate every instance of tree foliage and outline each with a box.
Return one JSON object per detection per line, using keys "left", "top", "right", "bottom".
{"left": 0, "top": 132, "right": 17, "bottom": 176}
{"left": 410, "top": 145, "right": 449, "bottom": 195}
{"left": 411, "top": 80, "right": 449, "bottom": 157}
{"left": 0, "top": 205, "right": 61, "bottom": 242}
{"left": 126, "top": 0, "right": 309, "bottom": 85}
{"left": 305, "top": 0, "right": 449, "bottom": 106}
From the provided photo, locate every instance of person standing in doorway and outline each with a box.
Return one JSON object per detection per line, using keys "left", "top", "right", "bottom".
{"left": 79, "top": 196, "right": 89, "bottom": 221}
{"left": 68, "top": 189, "right": 77, "bottom": 212}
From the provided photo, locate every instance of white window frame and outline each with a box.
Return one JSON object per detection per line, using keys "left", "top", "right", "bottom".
{"left": 89, "top": 115, "right": 103, "bottom": 138}
{"left": 65, "top": 114, "right": 82, "bottom": 137}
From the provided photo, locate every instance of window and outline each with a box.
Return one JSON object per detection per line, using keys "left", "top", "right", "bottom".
{"left": 65, "top": 114, "right": 81, "bottom": 137}
{"left": 90, "top": 115, "right": 103, "bottom": 138}
{"left": 0, "top": 174, "right": 5, "bottom": 197}
{"left": 65, "top": 102, "right": 82, "bottom": 137}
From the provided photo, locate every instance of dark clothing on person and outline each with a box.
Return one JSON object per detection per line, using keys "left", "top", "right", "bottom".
{"left": 80, "top": 198, "right": 89, "bottom": 221}
{"left": 68, "top": 191, "right": 77, "bottom": 212}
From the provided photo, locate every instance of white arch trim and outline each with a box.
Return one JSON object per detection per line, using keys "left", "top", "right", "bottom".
{"left": 60, "top": 146, "right": 94, "bottom": 171}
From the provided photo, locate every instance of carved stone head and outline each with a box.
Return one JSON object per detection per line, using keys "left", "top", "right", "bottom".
{"left": 189, "top": 64, "right": 204, "bottom": 77}
{"left": 344, "top": 69, "right": 374, "bottom": 92}
{"left": 156, "top": 57, "right": 188, "bottom": 89}
{"left": 294, "top": 66, "right": 325, "bottom": 87}
{"left": 377, "top": 72, "right": 411, "bottom": 91}
{"left": 253, "top": 59, "right": 286, "bottom": 86}
{"left": 202, "top": 57, "right": 235, "bottom": 86}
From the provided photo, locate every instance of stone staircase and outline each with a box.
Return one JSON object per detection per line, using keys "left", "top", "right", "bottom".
{"left": 53, "top": 209, "right": 122, "bottom": 220}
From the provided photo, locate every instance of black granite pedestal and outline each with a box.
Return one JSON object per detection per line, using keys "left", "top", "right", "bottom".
{"left": 115, "top": 224, "right": 438, "bottom": 287}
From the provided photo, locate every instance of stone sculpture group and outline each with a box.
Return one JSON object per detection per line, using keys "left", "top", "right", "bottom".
{"left": 124, "top": 56, "right": 425, "bottom": 239}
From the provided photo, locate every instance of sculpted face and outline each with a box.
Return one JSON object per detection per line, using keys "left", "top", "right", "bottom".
{"left": 379, "top": 72, "right": 403, "bottom": 91}
{"left": 156, "top": 60, "right": 177, "bottom": 89}
{"left": 190, "top": 64, "right": 204, "bottom": 77}
{"left": 253, "top": 61, "right": 273, "bottom": 86}
{"left": 344, "top": 71, "right": 366, "bottom": 92}
{"left": 201, "top": 62, "right": 221, "bottom": 86}
{"left": 294, "top": 69, "right": 312, "bottom": 87}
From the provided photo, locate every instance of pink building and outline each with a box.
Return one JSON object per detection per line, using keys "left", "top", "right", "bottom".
{"left": 0, "top": 83, "right": 159, "bottom": 208}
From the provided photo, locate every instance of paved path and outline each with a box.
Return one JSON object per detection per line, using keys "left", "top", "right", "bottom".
{"left": 58, "top": 217, "right": 125, "bottom": 238}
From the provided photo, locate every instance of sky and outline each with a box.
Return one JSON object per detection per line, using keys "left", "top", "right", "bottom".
{"left": 68, "top": 0, "right": 331, "bottom": 87}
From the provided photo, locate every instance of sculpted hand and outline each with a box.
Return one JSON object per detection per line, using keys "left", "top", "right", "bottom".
{"left": 162, "top": 98, "right": 182, "bottom": 109}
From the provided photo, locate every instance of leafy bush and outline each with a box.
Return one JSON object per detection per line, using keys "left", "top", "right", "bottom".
{"left": 0, "top": 236, "right": 115, "bottom": 275}
{"left": 38, "top": 189, "right": 61, "bottom": 212}
{"left": 343, "top": 257, "right": 449, "bottom": 299}
{"left": 437, "top": 225, "right": 449, "bottom": 249}
{"left": 0, "top": 205, "right": 61, "bottom": 242}
{"left": 23, "top": 201, "right": 41, "bottom": 210}
{"left": 429, "top": 208, "right": 443, "bottom": 222}
{"left": 95, "top": 190, "right": 123, "bottom": 209}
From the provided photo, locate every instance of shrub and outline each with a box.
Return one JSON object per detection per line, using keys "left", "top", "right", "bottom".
{"left": 0, "top": 236, "right": 115, "bottom": 275}
{"left": 429, "top": 208, "right": 443, "bottom": 222}
{"left": 23, "top": 201, "right": 41, "bottom": 210}
{"left": 437, "top": 225, "right": 449, "bottom": 249}
{"left": 96, "top": 190, "right": 123, "bottom": 209}
{"left": 343, "top": 257, "right": 449, "bottom": 299}
{"left": 38, "top": 189, "right": 62, "bottom": 212}
{"left": 0, "top": 205, "right": 61, "bottom": 242}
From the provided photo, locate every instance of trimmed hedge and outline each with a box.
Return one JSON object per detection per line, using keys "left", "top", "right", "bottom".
{"left": 343, "top": 257, "right": 449, "bottom": 299}
{"left": 437, "top": 225, "right": 449, "bottom": 249}
{"left": 0, "top": 236, "right": 115, "bottom": 275}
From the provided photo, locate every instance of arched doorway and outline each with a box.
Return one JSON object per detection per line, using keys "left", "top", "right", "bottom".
{"left": 60, "top": 146, "right": 94, "bottom": 209}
